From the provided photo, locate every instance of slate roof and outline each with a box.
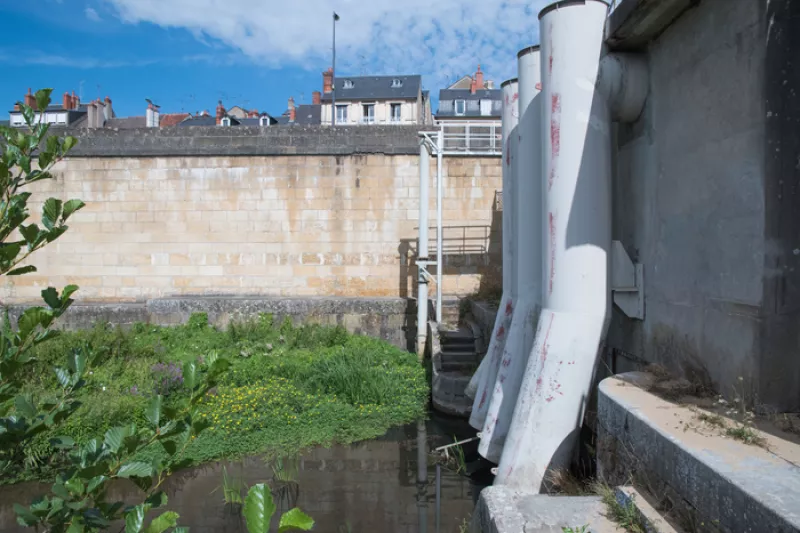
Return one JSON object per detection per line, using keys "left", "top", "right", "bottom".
{"left": 105, "top": 116, "right": 147, "bottom": 129}
{"left": 321, "top": 75, "right": 421, "bottom": 102}
{"left": 435, "top": 87, "right": 502, "bottom": 118}
{"left": 179, "top": 115, "right": 217, "bottom": 127}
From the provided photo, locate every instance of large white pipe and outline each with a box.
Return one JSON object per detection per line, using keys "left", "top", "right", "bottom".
{"left": 417, "top": 139, "right": 430, "bottom": 358}
{"left": 466, "top": 79, "right": 520, "bottom": 426}
{"left": 478, "top": 46, "right": 543, "bottom": 462}
{"left": 496, "top": 0, "right": 614, "bottom": 488}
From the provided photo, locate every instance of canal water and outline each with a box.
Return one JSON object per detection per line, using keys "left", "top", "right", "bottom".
{"left": 0, "top": 414, "right": 488, "bottom": 533}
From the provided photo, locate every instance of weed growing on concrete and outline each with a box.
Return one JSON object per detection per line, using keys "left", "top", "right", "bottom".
{"left": 725, "top": 425, "right": 767, "bottom": 447}
{"left": 459, "top": 517, "right": 470, "bottom": 533}
{"left": 6, "top": 314, "right": 429, "bottom": 484}
{"left": 696, "top": 412, "right": 727, "bottom": 428}
{"left": 562, "top": 526, "right": 589, "bottom": 533}
{"left": 594, "top": 483, "right": 648, "bottom": 533}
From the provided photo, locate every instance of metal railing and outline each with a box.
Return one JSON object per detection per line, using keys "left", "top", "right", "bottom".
{"left": 433, "top": 120, "right": 502, "bottom": 156}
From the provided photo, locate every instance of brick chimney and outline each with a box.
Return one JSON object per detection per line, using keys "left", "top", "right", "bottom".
{"left": 288, "top": 97, "right": 296, "bottom": 123}
{"left": 24, "top": 88, "right": 35, "bottom": 109}
{"left": 475, "top": 64, "right": 484, "bottom": 90}
{"left": 63, "top": 92, "right": 71, "bottom": 110}
{"left": 72, "top": 91, "right": 79, "bottom": 108}
{"left": 323, "top": 68, "right": 333, "bottom": 94}
{"left": 470, "top": 77, "right": 477, "bottom": 95}
{"left": 215, "top": 100, "right": 226, "bottom": 125}
{"left": 247, "top": 109, "right": 259, "bottom": 118}
{"left": 312, "top": 91, "right": 321, "bottom": 105}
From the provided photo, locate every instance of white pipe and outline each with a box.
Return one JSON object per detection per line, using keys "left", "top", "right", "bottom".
{"left": 478, "top": 46, "right": 543, "bottom": 462}
{"left": 436, "top": 130, "right": 444, "bottom": 323}
{"left": 467, "top": 79, "right": 520, "bottom": 426}
{"left": 417, "top": 139, "right": 430, "bottom": 358}
{"left": 496, "top": 0, "right": 648, "bottom": 489}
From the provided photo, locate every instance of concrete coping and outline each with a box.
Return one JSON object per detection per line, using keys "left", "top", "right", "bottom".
{"left": 598, "top": 372, "right": 800, "bottom": 532}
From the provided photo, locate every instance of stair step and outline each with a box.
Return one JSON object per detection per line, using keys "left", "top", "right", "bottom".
{"left": 440, "top": 362, "right": 477, "bottom": 372}
{"left": 441, "top": 338, "right": 475, "bottom": 347}
{"left": 440, "top": 349, "right": 477, "bottom": 357}
{"left": 473, "top": 488, "right": 620, "bottom": 533}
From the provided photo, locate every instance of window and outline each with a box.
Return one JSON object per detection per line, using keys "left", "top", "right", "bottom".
{"left": 335, "top": 104, "right": 348, "bottom": 123}
{"left": 390, "top": 103, "right": 402, "bottom": 122}
{"left": 391, "top": 78, "right": 403, "bottom": 88}
{"left": 361, "top": 104, "right": 375, "bottom": 124}
{"left": 259, "top": 116, "right": 270, "bottom": 126}
{"left": 343, "top": 80, "right": 354, "bottom": 89}
{"left": 480, "top": 99, "right": 492, "bottom": 116}
{"left": 455, "top": 99, "right": 466, "bottom": 116}
{"left": 220, "top": 117, "right": 231, "bottom": 126}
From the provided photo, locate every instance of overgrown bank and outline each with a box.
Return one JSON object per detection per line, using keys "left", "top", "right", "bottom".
{"left": 9, "top": 313, "right": 428, "bottom": 484}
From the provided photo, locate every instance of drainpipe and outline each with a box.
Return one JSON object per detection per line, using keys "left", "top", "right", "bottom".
{"left": 467, "top": 77, "right": 520, "bottom": 429}
{"left": 495, "top": 0, "right": 647, "bottom": 488}
{"left": 417, "top": 139, "right": 431, "bottom": 359}
{"left": 478, "top": 46, "right": 543, "bottom": 462}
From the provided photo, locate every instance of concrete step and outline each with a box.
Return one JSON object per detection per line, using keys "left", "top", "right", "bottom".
{"left": 440, "top": 349, "right": 479, "bottom": 359}
{"left": 472, "top": 488, "right": 619, "bottom": 533}
{"left": 440, "top": 361, "right": 477, "bottom": 373}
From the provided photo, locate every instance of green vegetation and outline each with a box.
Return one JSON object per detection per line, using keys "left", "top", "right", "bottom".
{"left": 562, "top": 526, "right": 589, "bottom": 533}
{"left": 8, "top": 313, "right": 428, "bottom": 483}
{"left": 594, "top": 483, "right": 648, "bottom": 533}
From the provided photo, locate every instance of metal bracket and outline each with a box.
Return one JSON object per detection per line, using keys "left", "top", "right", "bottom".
{"left": 416, "top": 260, "right": 437, "bottom": 283}
{"left": 611, "top": 240, "right": 644, "bottom": 320}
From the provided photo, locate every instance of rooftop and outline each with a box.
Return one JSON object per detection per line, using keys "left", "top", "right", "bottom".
{"left": 321, "top": 75, "right": 421, "bottom": 102}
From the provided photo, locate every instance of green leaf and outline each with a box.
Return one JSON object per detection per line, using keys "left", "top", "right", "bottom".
{"left": 42, "top": 198, "right": 63, "bottom": 230}
{"left": 145, "top": 491, "right": 168, "bottom": 509}
{"left": 20, "top": 104, "right": 35, "bottom": 127}
{"left": 61, "top": 284, "right": 79, "bottom": 303}
{"left": 63, "top": 136, "right": 78, "bottom": 153}
{"left": 8, "top": 265, "right": 36, "bottom": 276}
{"left": 183, "top": 362, "right": 197, "bottom": 391}
{"left": 14, "top": 504, "right": 39, "bottom": 527}
{"left": 50, "top": 436, "right": 76, "bottom": 449}
{"left": 62, "top": 199, "right": 86, "bottom": 221}
{"left": 66, "top": 521, "right": 85, "bottom": 533}
{"left": 87, "top": 475, "right": 107, "bottom": 493}
{"left": 130, "top": 475, "right": 154, "bottom": 492}
{"left": 19, "top": 224, "right": 41, "bottom": 248}
{"left": 14, "top": 394, "right": 37, "bottom": 418}
{"left": 125, "top": 504, "right": 146, "bottom": 533}
{"left": 143, "top": 511, "right": 179, "bottom": 533}
{"left": 54, "top": 367, "right": 72, "bottom": 389}
{"left": 174, "top": 528, "right": 189, "bottom": 533}
{"left": 41, "top": 287, "right": 61, "bottom": 309}
{"left": 35, "top": 89, "right": 53, "bottom": 113}
{"left": 243, "top": 483, "right": 276, "bottom": 533}
{"left": 146, "top": 395, "right": 162, "bottom": 429}
{"left": 103, "top": 426, "right": 128, "bottom": 454}
{"left": 18, "top": 307, "right": 54, "bottom": 339}
{"left": 278, "top": 508, "right": 315, "bottom": 532}
{"left": 160, "top": 439, "right": 177, "bottom": 456}
{"left": 117, "top": 461, "right": 154, "bottom": 479}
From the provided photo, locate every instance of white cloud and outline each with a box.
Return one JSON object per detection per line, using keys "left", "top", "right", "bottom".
{"left": 85, "top": 6, "right": 101, "bottom": 22}
{"left": 106, "top": 0, "right": 554, "bottom": 90}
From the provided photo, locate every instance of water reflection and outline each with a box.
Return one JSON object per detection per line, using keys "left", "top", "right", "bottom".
{"left": 0, "top": 417, "right": 479, "bottom": 533}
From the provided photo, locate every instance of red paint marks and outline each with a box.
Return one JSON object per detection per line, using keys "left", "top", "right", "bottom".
{"left": 478, "top": 390, "right": 487, "bottom": 409}
{"left": 548, "top": 26, "right": 554, "bottom": 75}
{"left": 502, "top": 357, "right": 511, "bottom": 368}
{"left": 549, "top": 93, "right": 561, "bottom": 192}
{"left": 540, "top": 313, "right": 555, "bottom": 364}
{"left": 548, "top": 212, "right": 557, "bottom": 295}
{"left": 535, "top": 82, "right": 542, "bottom": 91}
{"left": 506, "top": 148, "right": 510, "bottom": 167}
{"left": 499, "top": 374, "right": 506, "bottom": 383}
{"left": 535, "top": 376, "right": 543, "bottom": 392}
{"left": 497, "top": 325, "right": 505, "bottom": 339}
{"left": 512, "top": 92, "right": 518, "bottom": 103}
{"left": 545, "top": 396, "right": 554, "bottom": 403}
{"left": 505, "top": 300, "right": 513, "bottom": 316}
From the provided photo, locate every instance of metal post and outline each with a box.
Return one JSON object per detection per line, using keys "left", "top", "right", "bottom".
{"left": 416, "top": 419, "right": 429, "bottom": 533}
{"left": 417, "top": 139, "right": 430, "bottom": 359}
{"left": 436, "top": 130, "right": 444, "bottom": 323}
{"left": 332, "top": 12, "right": 338, "bottom": 126}
{"left": 435, "top": 463, "right": 441, "bottom": 533}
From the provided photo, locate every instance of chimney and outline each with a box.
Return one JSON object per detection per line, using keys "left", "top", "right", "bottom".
{"left": 104, "top": 96, "right": 113, "bottom": 121}
{"left": 63, "top": 92, "right": 70, "bottom": 110}
{"left": 24, "top": 88, "right": 35, "bottom": 109}
{"left": 87, "top": 101, "right": 97, "bottom": 129}
{"left": 201, "top": 109, "right": 210, "bottom": 117}
{"left": 215, "top": 100, "right": 226, "bottom": 125}
{"left": 486, "top": 80, "right": 495, "bottom": 90}
{"left": 248, "top": 109, "right": 259, "bottom": 118}
{"left": 470, "top": 77, "right": 477, "bottom": 95}
{"left": 323, "top": 67, "right": 333, "bottom": 94}
{"left": 475, "top": 64, "right": 484, "bottom": 90}
{"left": 94, "top": 99, "right": 104, "bottom": 128}
{"left": 152, "top": 105, "right": 160, "bottom": 128}
{"left": 72, "top": 91, "right": 79, "bottom": 108}
{"left": 312, "top": 91, "right": 321, "bottom": 105}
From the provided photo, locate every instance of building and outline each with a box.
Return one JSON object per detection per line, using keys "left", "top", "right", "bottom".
{"left": 435, "top": 65, "right": 502, "bottom": 121}
{"left": 8, "top": 88, "right": 115, "bottom": 128}
{"left": 319, "top": 68, "right": 430, "bottom": 126}
{"left": 275, "top": 95, "right": 321, "bottom": 125}
{"left": 179, "top": 101, "right": 278, "bottom": 127}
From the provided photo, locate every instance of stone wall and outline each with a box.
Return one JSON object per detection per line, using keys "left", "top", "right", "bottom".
{"left": 1, "top": 129, "right": 502, "bottom": 306}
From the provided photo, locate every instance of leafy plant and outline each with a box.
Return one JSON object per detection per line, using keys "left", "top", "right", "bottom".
{"left": 214, "top": 465, "right": 246, "bottom": 506}
{"left": 243, "top": 483, "right": 313, "bottom": 533}
{"left": 562, "top": 526, "right": 589, "bottom": 533}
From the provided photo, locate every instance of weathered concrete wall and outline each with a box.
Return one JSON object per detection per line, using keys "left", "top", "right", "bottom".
{"left": 1, "top": 131, "right": 502, "bottom": 305}
{"left": 608, "top": 0, "right": 799, "bottom": 410}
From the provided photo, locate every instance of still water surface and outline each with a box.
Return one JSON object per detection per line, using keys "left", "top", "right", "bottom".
{"left": 0, "top": 415, "right": 483, "bottom": 533}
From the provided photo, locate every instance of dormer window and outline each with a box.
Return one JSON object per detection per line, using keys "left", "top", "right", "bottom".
{"left": 391, "top": 78, "right": 403, "bottom": 88}
{"left": 259, "top": 116, "right": 270, "bottom": 126}
{"left": 220, "top": 117, "right": 231, "bottom": 126}
{"left": 343, "top": 80, "right": 354, "bottom": 89}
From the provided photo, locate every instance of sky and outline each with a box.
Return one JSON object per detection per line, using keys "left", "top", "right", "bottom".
{"left": 0, "top": 0, "right": 563, "bottom": 118}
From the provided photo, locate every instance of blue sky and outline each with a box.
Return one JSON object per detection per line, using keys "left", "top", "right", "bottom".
{"left": 0, "top": 0, "right": 551, "bottom": 118}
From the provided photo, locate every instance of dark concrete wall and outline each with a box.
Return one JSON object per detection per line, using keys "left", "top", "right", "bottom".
{"left": 60, "top": 125, "right": 421, "bottom": 157}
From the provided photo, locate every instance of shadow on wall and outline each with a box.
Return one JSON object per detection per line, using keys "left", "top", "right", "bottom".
{"left": 397, "top": 190, "right": 503, "bottom": 309}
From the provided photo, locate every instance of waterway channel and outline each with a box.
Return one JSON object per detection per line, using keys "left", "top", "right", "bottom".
{"left": 0, "top": 414, "right": 487, "bottom": 533}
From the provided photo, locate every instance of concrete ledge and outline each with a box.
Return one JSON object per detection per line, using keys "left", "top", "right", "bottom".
{"left": 606, "top": 0, "right": 696, "bottom": 50}
{"left": 598, "top": 372, "right": 800, "bottom": 533}
{"left": 468, "top": 300, "right": 498, "bottom": 356}
{"left": 6, "top": 296, "right": 415, "bottom": 350}
{"left": 471, "top": 487, "right": 618, "bottom": 533}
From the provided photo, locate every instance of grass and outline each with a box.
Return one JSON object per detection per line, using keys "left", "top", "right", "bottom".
{"left": 562, "top": 527, "right": 589, "bottom": 533}
{"left": 725, "top": 425, "right": 767, "bottom": 447}
{"left": 594, "top": 483, "right": 648, "bottom": 533}
{"left": 7, "top": 313, "right": 429, "bottom": 484}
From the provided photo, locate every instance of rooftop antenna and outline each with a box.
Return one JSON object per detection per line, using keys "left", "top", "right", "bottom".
{"left": 79, "top": 80, "right": 84, "bottom": 101}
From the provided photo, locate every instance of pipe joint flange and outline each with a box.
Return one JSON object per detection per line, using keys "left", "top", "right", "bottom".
{"left": 598, "top": 53, "right": 649, "bottom": 123}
